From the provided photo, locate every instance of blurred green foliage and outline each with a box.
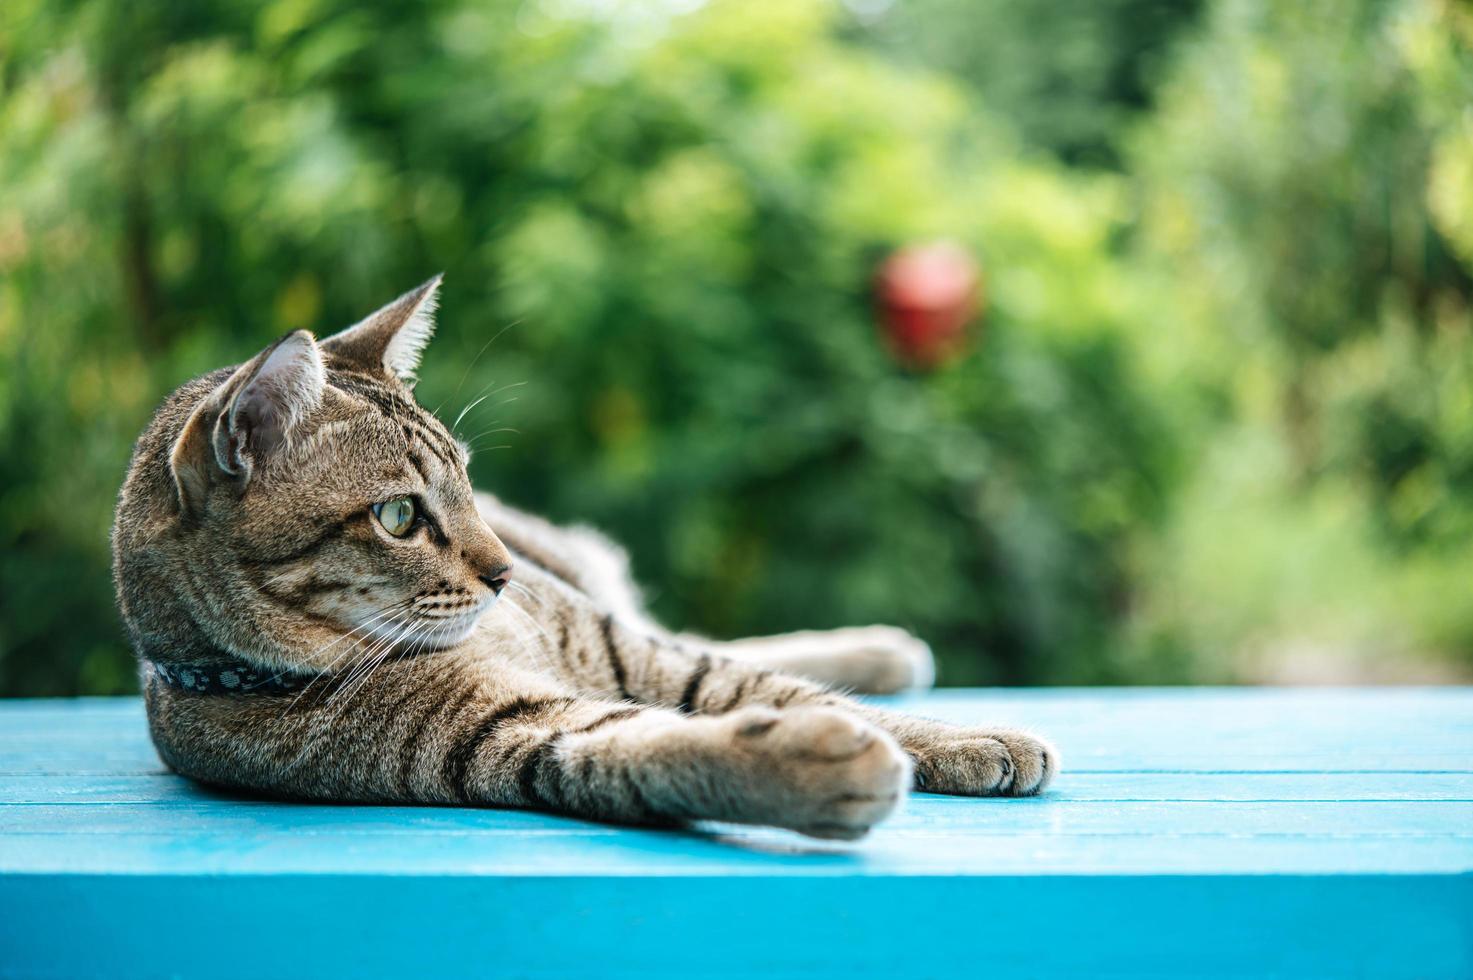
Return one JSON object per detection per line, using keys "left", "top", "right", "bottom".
{"left": 1128, "top": 0, "right": 1473, "bottom": 681}
{"left": 857, "top": 0, "right": 1205, "bottom": 166}
{"left": 1, "top": 0, "right": 1470, "bottom": 694}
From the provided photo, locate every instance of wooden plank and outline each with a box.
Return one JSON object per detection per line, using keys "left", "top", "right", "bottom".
{"left": 16, "top": 745, "right": 1472, "bottom": 773}
{"left": 5, "top": 827, "right": 1473, "bottom": 876}
{"left": 5, "top": 770, "right": 1471, "bottom": 804}
{"left": 4, "top": 799, "right": 1472, "bottom": 841}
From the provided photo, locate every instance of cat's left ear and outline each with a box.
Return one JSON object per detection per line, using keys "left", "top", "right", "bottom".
{"left": 170, "top": 330, "right": 326, "bottom": 514}
{"left": 321, "top": 274, "right": 442, "bottom": 382}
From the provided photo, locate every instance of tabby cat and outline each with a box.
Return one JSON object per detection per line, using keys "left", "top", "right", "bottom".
{"left": 113, "top": 278, "right": 1056, "bottom": 839}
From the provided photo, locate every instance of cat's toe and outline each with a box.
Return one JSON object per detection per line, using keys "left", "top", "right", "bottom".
{"left": 913, "top": 736, "right": 1011, "bottom": 794}
{"left": 766, "top": 706, "right": 878, "bottom": 761}
{"left": 912, "top": 729, "right": 1059, "bottom": 796}
{"left": 994, "top": 730, "right": 1057, "bottom": 796}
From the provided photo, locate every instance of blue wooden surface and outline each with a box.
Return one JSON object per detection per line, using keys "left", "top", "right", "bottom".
{"left": 1, "top": 688, "right": 1470, "bottom": 978}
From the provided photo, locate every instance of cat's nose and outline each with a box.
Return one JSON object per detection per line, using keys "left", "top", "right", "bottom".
{"left": 478, "top": 563, "right": 512, "bottom": 595}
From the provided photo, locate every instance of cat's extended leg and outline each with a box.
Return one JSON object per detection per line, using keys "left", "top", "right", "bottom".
{"left": 477, "top": 494, "right": 935, "bottom": 694}
{"left": 510, "top": 565, "right": 1058, "bottom": 797}
{"left": 146, "top": 657, "right": 908, "bottom": 840}
{"left": 694, "top": 627, "right": 935, "bottom": 694}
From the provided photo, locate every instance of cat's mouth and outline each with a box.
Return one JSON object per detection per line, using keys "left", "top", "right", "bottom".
{"left": 391, "top": 589, "right": 500, "bottom": 648}
{"left": 401, "top": 600, "right": 493, "bottom": 652}
{"left": 335, "top": 595, "right": 493, "bottom": 661}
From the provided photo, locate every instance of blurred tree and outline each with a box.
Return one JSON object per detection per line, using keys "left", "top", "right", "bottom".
{"left": 0, "top": 0, "right": 1177, "bottom": 693}
{"left": 854, "top": 0, "right": 1206, "bottom": 167}
{"left": 1130, "top": 0, "right": 1473, "bottom": 678}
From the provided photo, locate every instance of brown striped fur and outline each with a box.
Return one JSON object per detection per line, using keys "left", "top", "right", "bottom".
{"left": 113, "top": 278, "right": 1056, "bottom": 840}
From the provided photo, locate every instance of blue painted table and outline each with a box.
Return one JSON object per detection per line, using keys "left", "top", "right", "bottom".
{"left": 2, "top": 689, "right": 1470, "bottom": 978}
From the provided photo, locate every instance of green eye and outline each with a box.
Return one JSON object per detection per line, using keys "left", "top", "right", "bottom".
{"left": 374, "top": 496, "right": 417, "bottom": 537}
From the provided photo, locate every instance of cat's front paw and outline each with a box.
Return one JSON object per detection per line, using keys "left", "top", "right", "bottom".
{"left": 726, "top": 706, "right": 911, "bottom": 840}
{"left": 909, "top": 728, "right": 1058, "bottom": 797}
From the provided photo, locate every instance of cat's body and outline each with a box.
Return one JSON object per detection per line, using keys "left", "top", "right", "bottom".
{"left": 113, "top": 278, "right": 1055, "bottom": 839}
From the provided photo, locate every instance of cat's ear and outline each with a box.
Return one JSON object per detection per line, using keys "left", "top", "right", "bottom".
{"left": 217, "top": 330, "right": 327, "bottom": 471}
{"left": 320, "top": 275, "right": 442, "bottom": 382}
{"left": 170, "top": 330, "right": 326, "bottom": 514}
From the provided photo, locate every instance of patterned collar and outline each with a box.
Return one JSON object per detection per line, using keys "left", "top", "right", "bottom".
{"left": 146, "top": 657, "right": 318, "bottom": 696}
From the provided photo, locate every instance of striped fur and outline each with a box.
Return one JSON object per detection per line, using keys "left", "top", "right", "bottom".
{"left": 114, "top": 279, "right": 1056, "bottom": 840}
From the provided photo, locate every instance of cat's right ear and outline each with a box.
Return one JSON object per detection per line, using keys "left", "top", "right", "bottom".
{"left": 170, "top": 330, "right": 326, "bottom": 516}
{"left": 320, "top": 275, "right": 442, "bottom": 383}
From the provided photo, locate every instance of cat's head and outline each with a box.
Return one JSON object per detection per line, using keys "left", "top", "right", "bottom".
{"left": 112, "top": 277, "right": 514, "bottom": 674}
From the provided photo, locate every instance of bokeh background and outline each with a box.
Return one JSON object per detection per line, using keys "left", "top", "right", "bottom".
{"left": 3, "top": 0, "right": 1472, "bottom": 695}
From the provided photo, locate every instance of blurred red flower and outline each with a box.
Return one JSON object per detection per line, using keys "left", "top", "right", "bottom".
{"left": 875, "top": 242, "right": 981, "bottom": 369}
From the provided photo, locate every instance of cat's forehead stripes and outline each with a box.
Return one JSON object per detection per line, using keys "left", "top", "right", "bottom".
{"left": 403, "top": 420, "right": 463, "bottom": 471}
{"left": 288, "top": 419, "right": 365, "bottom": 476}
{"left": 406, "top": 446, "right": 433, "bottom": 485}
{"left": 329, "top": 369, "right": 466, "bottom": 471}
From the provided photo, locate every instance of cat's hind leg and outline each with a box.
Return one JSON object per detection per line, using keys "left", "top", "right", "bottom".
{"left": 707, "top": 627, "right": 936, "bottom": 694}
{"left": 476, "top": 493, "right": 936, "bottom": 694}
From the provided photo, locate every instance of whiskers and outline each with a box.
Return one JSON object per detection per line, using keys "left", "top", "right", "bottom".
{"left": 274, "top": 605, "right": 460, "bottom": 775}
{"left": 277, "top": 602, "right": 410, "bottom": 715}
{"left": 505, "top": 580, "right": 544, "bottom": 607}
{"left": 443, "top": 369, "right": 526, "bottom": 444}
{"left": 495, "top": 586, "right": 565, "bottom": 678}
{"left": 269, "top": 581, "right": 554, "bottom": 775}
{"left": 283, "top": 600, "right": 479, "bottom": 722}
{"left": 430, "top": 319, "right": 524, "bottom": 419}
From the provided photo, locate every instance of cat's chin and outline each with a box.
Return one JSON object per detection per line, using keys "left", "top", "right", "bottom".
{"left": 405, "top": 613, "right": 483, "bottom": 652}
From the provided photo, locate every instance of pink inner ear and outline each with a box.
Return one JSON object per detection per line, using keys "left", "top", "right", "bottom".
{"left": 226, "top": 331, "right": 326, "bottom": 469}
